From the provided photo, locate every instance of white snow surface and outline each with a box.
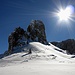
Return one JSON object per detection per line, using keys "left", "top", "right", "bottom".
{"left": 0, "top": 42, "right": 75, "bottom": 75}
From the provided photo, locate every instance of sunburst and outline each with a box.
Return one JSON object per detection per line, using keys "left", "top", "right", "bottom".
{"left": 57, "top": 5, "right": 74, "bottom": 22}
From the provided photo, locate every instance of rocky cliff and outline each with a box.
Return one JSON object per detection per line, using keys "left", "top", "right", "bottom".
{"left": 27, "top": 20, "right": 47, "bottom": 44}
{"left": 8, "top": 20, "right": 48, "bottom": 54}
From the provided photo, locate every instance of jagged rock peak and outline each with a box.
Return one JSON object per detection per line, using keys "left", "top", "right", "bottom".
{"left": 7, "top": 20, "right": 48, "bottom": 54}
{"left": 8, "top": 27, "right": 27, "bottom": 54}
{"left": 27, "top": 20, "right": 48, "bottom": 44}
{"left": 30, "top": 20, "right": 45, "bottom": 26}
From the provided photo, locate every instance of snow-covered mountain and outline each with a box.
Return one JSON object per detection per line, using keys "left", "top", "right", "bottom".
{"left": 0, "top": 20, "right": 75, "bottom": 75}
{"left": 0, "top": 42, "right": 75, "bottom": 75}
{"left": 0, "top": 42, "right": 74, "bottom": 67}
{"left": 7, "top": 20, "right": 48, "bottom": 54}
{"left": 0, "top": 20, "right": 75, "bottom": 64}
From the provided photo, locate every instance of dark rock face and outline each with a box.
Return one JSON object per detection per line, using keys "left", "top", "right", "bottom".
{"left": 27, "top": 20, "right": 48, "bottom": 44}
{"left": 8, "top": 20, "right": 48, "bottom": 54}
{"left": 8, "top": 27, "right": 27, "bottom": 54}
{"left": 51, "top": 39, "right": 75, "bottom": 54}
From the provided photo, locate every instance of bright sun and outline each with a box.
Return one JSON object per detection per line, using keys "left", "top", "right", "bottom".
{"left": 55, "top": 5, "right": 74, "bottom": 22}
{"left": 57, "top": 8, "right": 71, "bottom": 21}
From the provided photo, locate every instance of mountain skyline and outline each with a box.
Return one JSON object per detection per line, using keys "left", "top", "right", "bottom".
{"left": 1, "top": 0, "right": 75, "bottom": 54}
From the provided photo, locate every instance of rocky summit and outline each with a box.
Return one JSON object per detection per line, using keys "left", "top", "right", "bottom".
{"left": 27, "top": 20, "right": 48, "bottom": 44}
{"left": 8, "top": 20, "right": 48, "bottom": 54}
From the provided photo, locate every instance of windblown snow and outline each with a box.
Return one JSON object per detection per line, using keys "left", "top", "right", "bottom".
{"left": 0, "top": 42, "right": 75, "bottom": 75}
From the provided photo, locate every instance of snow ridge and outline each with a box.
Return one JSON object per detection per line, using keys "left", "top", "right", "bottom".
{"left": 0, "top": 42, "right": 75, "bottom": 67}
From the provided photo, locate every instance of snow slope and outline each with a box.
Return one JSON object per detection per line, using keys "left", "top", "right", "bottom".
{"left": 0, "top": 42, "right": 75, "bottom": 75}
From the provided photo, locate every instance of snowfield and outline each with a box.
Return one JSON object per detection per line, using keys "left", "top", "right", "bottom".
{"left": 0, "top": 60, "right": 75, "bottom": 75}
{"left": 0, "top": 42, "right": 75, "bottom": 75}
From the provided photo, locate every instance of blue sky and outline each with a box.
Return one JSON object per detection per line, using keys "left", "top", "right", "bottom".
{"left": 0, "top": 0, "right": 75, "bottom": 54}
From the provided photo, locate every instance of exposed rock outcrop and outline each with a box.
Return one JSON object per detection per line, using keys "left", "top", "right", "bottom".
{"left": 51, "top": 39, "right": 75, "bottom": 54}
{"left": 27, "top": 20, "right": 48, "bottom": 44}
{"left": 8, "top": 27, "right": 27, "bottom": 54}
{"left": 8, "top": 20, "right": 48, "bottom": 54}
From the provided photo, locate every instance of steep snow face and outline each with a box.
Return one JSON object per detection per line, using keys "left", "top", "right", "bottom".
{"left": 29, "top": 42, "right": 73, "bottom": 60}
{"left": 0, "top": 42, "right": 75, "bottom": 67}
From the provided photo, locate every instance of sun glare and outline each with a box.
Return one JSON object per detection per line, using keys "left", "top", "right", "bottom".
{"left": 57, "top": 5, "right": 74, "bottom": 22}
{"left": 53, "top": 5, "right": 74, "bottom": 23}
{"left": 57, "top": 8, "right": 71, "bottom": 21}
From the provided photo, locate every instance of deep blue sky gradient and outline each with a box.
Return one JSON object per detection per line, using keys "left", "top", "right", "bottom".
{"left": 0, "top": 0, "right": 75, "bottom": 54}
